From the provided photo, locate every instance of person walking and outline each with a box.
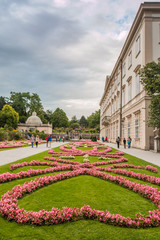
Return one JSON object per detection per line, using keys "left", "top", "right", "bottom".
{"left": 46, "top": 135, "right": 49, "bottom": 147}
{"left": 105, "top": 136, "right": 108, "bottom": 142}
{"left": 35, "top": 135, "right": 39, "bottom": 148}
{"left": 127, "top": 137, "right": 132, "bottom": 148}
{"left": 116, "top": 136, "right": 120, "bottom": 148}
{"left": 48, "top": 135, "right": 52, "bottom": 148}
{"left": 123, "top": 138, "right": 126, "bottom": 149}
{"left": 63, "top": 136, "right": 65, "bottom": 142}
{"left": 59, "top": 136, "right": 61, "bottom": 142}
{"left": 30, "top": 134, "right": 35, "bottom": 148}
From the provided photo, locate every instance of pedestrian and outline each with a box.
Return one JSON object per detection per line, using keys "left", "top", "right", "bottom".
{"left": 127, "top": 136, "right": 132, "bottom": 148}
{"left": 30, "top": 134, "right": 35, "bottom": 148}
{"left": 123, "top": 138, "right": 126, "bottom": 148}
{"left": 102, "top": 136, "right": 104, "bottom": 142}
{"left": 59, "top": 136, "right": 61, "bottom": 142}
{"left": 48, "top": 135, "right": 52, "bottom": 148}
{"left": 116, "top": 136, "right": 120, "bottom": 148}
{"left": 105, "top": 136, "right": 108, "bottom": 142}
{"left": 35, "top": 135, "right": 39, "bottom": 148}
{"left": 63, "top": 136, "right": 65, "bottom": 142}
{"left": 46, "top": 135, "right": 49, "bottom": 147}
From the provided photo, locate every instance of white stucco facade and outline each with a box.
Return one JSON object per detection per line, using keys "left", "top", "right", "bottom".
{"left": 100, "top": 3, "right": 160, "bottom": 150}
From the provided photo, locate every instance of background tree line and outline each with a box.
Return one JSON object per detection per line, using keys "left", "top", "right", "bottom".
{"left": 0, "top": 92, "right": 100, "bottom": 131}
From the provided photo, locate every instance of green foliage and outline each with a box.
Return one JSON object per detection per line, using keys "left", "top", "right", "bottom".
{"left": 140, "top": 61, "right": 160, "bottom": 128}
{"left": 79, "top": 115, "right": 88, "bottom": 128}
{"left": 140, "top": 61, "right": 160, "bottom": 95}
{"left": 0, "top": 96, "right": 7, "bottom": 110}
{"left": 148, "top": 95, "right": 160, "bottom": 128}
{"left": 51, "top": 108, "right": 69, "bottom": 128}
{"left": 70, "top": 122, "right": 80, "bottom": 129}
{"left": 0, "top": 105, "right": 19, "bottom": 129}
{"left": 87, "top": 109, "right": 100, "bottom": 128}
{"left": 90, "top": 136, "right": 97, "bottom": 141}
{"left": 0, "top": 128, "right": 7, "bottom": 141}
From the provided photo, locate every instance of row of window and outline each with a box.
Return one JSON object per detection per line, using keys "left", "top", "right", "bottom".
{"left": 122, "top": 35, "right": 141, "bottom": 77}
{"left": 106, "top": 119, "right": 139, "bottom": 139}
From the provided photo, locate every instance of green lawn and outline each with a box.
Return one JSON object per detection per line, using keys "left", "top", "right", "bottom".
{"left": 0, "top": 145, "right": 160, "bottom": 240}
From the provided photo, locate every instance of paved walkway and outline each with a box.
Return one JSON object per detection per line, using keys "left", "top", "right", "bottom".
{"left": 0, "top": 142, "right": 67, "bottom": 166}
{"left": 102, "top": 142, "right": 160, "bottom": 167}
{"left": 0, "top": 141, "right": 160, "bottom": 167}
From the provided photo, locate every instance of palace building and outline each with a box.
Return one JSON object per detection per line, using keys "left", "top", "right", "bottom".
{"left": 100, "top": 2, "right": 160, "bottom": 150}
{"left": 18, "top": 112, "right": 52, "bottom": 134}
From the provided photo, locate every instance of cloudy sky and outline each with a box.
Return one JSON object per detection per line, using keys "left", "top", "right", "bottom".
{"left": 0, "top": 0, "right": 158, "bottom": 119}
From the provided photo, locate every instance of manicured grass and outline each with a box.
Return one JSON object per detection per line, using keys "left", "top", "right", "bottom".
{"left": 0, "top": 145, "right": 160, "bottom": 240}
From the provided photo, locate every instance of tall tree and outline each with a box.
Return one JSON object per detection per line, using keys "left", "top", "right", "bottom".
{"left": 0, "top": 105, "right": 19, "bottom": 129}
{"left": 51, "top": 108, "right": 69, "bottom": 128}
{"left": 29, "top": 93, "right": 44, "bottom": 115}
{"left": 0, "top": 96, "right": 7, "bottom": 110}
{"left": 10, "top": 92, "right": 30, "bottom": 116}
{"left": 87, "top": 110, "right": 100, "bottom": 128}
{"left": 140, "top": 61, "right": 160, "bottom": 128}
{"left": 79, "top": 115, "right": 88, "bottom": 128}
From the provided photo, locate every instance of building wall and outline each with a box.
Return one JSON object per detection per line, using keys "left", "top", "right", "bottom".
{"left": 100, "top": 3, "right": 160, "bottom": 150}
{"left": 18, "top": 125, "right": 52, "bottom": 134}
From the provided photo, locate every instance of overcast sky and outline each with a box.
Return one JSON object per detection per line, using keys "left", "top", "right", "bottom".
{"left": 0, "top": 0, "right": 158, "bottom": 119}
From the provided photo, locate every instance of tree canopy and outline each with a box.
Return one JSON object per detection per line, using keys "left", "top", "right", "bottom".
{"left": 140, "top": 61, "right": 160, "bottom": 128}
{"left": 0, "top": 105, "right": 19, "bottom": 129}
{"left": 51, "top": 108, "right": 69, "bottom": 128}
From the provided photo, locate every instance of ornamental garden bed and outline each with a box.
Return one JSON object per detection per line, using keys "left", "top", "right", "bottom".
{"left": 0, "top": 141, "right": 160, "bottom": 240}
{"left": 0, "top": 140, "right": 46, "bottom": 151}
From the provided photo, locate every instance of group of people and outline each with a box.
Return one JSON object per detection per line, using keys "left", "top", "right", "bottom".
{"left": 46, "top": 135, "right": 52, "bottom": 148}
{"left": 116, "top": 136, "right": 132, "bottom": 149}
{"left": 55, "top": 136, "right": 65, "bottom": 142}
{"left": 30, "top": 134, "right": 40, "bottom": 148}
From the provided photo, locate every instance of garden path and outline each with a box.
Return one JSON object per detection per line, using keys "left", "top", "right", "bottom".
{"left": 103, "top": 142, "right": 160, "bottom": 167}
{"left": 0, "top": 142, "right": 68, "bottom": 166}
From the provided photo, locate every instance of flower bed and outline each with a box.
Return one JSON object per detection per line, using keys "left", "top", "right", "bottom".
{"left": 0, "top": 141, "right": 160, "bottom": 228}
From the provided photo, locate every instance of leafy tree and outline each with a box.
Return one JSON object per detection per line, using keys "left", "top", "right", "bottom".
{"left": 70, "top": 122, "right": 80, "bottom": 129}
{"left": 10, "top": 92, "right": 30, "bottom": 116}
{"left": 87, "top": 110, "right": 100, "bottom": 128}
{"left": 0, "top": 105, "right": 19, "bottom": 129}
{"left": 29, "top": 93, "right": 44, "bottom": 115}
{"left": 140, "top": 61, "right": 160, "bottom": 128}
{"left": 51, "top": 108, "right": 69, "bottom": 128}
{"left": 79, "top": 115, "right": 88, "bottom": 128}
{"left": 0, "top": 96, "right": 7, "bottom": 110}
{"left": 140, "top": 62, "right": 160, "bottom": 95}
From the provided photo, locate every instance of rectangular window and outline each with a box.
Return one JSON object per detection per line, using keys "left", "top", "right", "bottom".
{"left": 122, "top": 62, "right": 126, "bottom": 78}
{"left": 113, "top": 126, "right": 115, "bottom": 139}
{"left": 128, "top": 122, "right": 131, "bottom": 137}
{"left": 128, "top": 51, "right": 132, "bottom": 68}
{"left": 122, "top": 89, "right": 125, "bottom": 107}
{"left": 136, "top": 36, "right": 140, "bottom": 56}
{"left": 135, "top": 119, "right": 139, "bottom": 138}
{"left": 116, "top": 125, "right": 118, "bottom": 137}
{"left": 136, "top": 74, "right": 140, "bottom": 95}
{"left": 118, "top": 72, "right": 120, "bottom": 84}
{"left": 122, "top": 123, "right": 124, "bottom": 138}
{"left": 117, "top": 95, "right": 119, "bottom": 109}
{"left": 128, "top": 82, "right": 132, "bottom": 102}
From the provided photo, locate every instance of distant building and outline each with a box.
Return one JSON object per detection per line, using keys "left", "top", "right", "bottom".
{"left": 18, "top": 112, "right": 52, "bottom": 134}
{"left": 100, "top": 2, "right": 160, "bottom": 150}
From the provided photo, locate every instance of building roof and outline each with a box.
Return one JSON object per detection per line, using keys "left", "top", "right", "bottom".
{"left": 26, "top": 112, "right": 42, "bottom": 126}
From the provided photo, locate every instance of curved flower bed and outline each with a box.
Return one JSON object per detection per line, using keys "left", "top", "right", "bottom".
{"left": 0, "top": 141, "right": 160, "bottom": 228}
{"left": 1, "top": 169, "right": 160, "bottom": 228}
